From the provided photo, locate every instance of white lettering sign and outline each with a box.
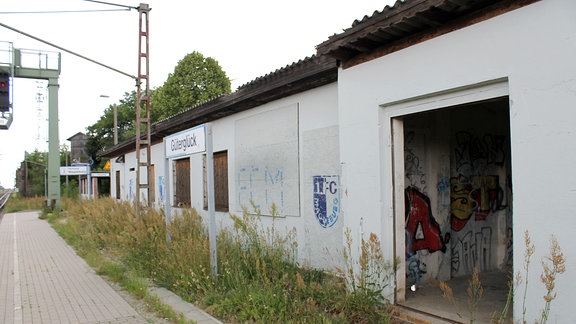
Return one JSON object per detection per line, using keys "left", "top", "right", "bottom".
{"left": 91, "top": 172, "right": 110, "bottom": 178}
{"left": 165, "top": 125, "right": 206, "bottom": 158}
{"left": 60, "top": 166, "right": 89, "bottom": 175}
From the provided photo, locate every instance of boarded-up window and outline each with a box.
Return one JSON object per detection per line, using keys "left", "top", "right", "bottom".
{"left": 173, "top": 158, "right": 190, "bottom": 207}
{"left": 115, "top": 170, "right": 121, "bottom": 199}
{"left": 204, "top": 151, "right": 229, "bottom": 212}
{"left": 149, "top": 164, "right": 155, "bottom": 202}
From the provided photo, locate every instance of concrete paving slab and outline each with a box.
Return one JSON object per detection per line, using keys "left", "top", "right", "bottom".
{"left": 0, "top": 211, "right": 217, "bottom": 324}
{"left": 0, "top": 211, "right": 150, "bottom": 323}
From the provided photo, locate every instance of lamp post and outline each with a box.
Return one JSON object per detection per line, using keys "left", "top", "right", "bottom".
{"left": 99, "top": 95, "right": 118, "bottom": 145}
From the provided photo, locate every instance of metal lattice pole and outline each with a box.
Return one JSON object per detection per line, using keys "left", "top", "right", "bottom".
{"left": 135, "top": 4, "right": 151, "bottom": 216}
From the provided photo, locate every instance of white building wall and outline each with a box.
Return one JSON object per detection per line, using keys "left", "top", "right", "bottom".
{"left": 338, "top": 0, "right": 576, "bottom": 321}
{"left": 111, "top": 83, "right": 342, "bottom": 271}
{"left": 110, "top": 140, "right": 166, "bottom": 206}
{"left": 200, "top": 83, "right": 342, "bottom": 270}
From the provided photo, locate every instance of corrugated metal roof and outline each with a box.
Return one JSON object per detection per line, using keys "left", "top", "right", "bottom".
{"left": 100, "top": 55, "right": 337, "bottom": 158}
{"left": 316, "top": 0, "right": 539, "bottom": 65}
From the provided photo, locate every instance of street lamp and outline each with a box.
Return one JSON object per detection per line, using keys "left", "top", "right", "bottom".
{"left": 99, "top": 95, "right": 118, "bottom": 145}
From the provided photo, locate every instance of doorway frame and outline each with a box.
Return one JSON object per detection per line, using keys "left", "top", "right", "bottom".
{"left": 379, "top": 78, "right": 510, "bottom": 302}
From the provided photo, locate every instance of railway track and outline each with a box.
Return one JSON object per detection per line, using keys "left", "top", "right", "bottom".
{"left": 0, "top": 189, "right": 12, "bottom": 210}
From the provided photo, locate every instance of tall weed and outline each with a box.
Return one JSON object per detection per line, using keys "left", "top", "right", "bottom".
{"left": 336, "top": 228, "right": 396, "bottom": 323}
{"left": 50, "top": 198, "right": 396, "bottom": 323}
{"left": 439, "top": 230, "right": 566, "bottom": 324}
{"left": 539, "top": 235, "right": 566, "bottom": 324}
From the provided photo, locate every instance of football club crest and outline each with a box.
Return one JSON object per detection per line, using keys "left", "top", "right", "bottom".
{"left": 313, "top": 175, "right": 340, "bottom": 228}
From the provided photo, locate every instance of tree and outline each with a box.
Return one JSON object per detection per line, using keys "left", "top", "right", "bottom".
{"left": 59, "top": 144, "right": 79, "bottom": 198}
{"left": 151, "top": 51, "right": 231, "bottom": 119}
{"left": 14, "top": 145, "right": 75, "bottom": 197}
{"left": 15, "top": 150, "right": 47, "bottom": 197}
{"left": 85, "top": 51, "right": 230, "bottom": 160}
{"left": 85, "top": 91, "right": 143, "bottom": 169}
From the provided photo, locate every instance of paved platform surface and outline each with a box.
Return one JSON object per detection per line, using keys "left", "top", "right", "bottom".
{"left": 0, "top": 211, "right": 221, "bottom": 324}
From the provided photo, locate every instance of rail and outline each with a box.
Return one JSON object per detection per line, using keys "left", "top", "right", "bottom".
{"left": 0, "top": 189, "right": 12, "bottom": 210}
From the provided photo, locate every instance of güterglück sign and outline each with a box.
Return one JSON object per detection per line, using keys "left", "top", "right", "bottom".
{"left": 60, "top": 165, "right": 89, "bottom": 175}
{"left": 165, "top": 124, "right": 206, "bottom": 158}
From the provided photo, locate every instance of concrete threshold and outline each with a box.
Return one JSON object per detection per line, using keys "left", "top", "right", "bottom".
{"left": 148, "top": 286, "right": 223, "bottom": 324}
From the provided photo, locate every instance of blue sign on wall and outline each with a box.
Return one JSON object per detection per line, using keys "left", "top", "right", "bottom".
{"left": 313, "top": 175, "right": 340, "bottom": 228}
{"left": 158, "top": 176, "right": 165, "bottom": 202}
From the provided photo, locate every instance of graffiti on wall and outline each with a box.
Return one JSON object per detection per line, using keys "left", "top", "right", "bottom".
{"left": 502, "top": 227, "right": 513, "bottom": 268}
{"left": 313, "top": 175, "right": 340, "bottom": 228}
{"left": 237, "top": 165, "right": 286, "bottom": 211}
{"left": 451, "top": 227, "right": 492, "bottom": 274}
{"left": 405, "top": 187, "right": 447, "bottom": 254}
{"left": 158, "top": 176, "right": 165, "bottom": 202}
{"left": 403, "top": 127, "right": 510, "bottom": 281}
{"left": 406, "top": 240, "right": 427, "bottom": 286}
{"left": 404, "top": 133, "right": 447, "bottom": 285}
{"left": 404, "top": 187, "right": 444, "bottom": 286}
{"left": 454, "top": 131, "right": 506, "bottom": 174}
{"left": 450, "top": 174, "right": 505, "bottom": 231}
{"left": 129, "top": 178, "right": 134, "bottom": 200}
{"left": 405, "top": 131, "right": 427, "bottom": 191}
{"left": 450, "top": 130, "right": 510, "bottom": 275}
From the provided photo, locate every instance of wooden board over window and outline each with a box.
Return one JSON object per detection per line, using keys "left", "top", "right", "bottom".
{"left": 204, "top": 151, "right": 229, "bottom": 212}
{"left": 149, "top": 164, "right": 155, "bottom": 203}
{"left": 115, "top": 170, "right": 121, "bottom": 199}
{"left": 174, "top": 158, "right": 190, "bottom": 207}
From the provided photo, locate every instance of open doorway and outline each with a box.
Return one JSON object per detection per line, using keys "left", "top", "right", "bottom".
{"left": 393, "top": 96, "right": 513, "bottom": 322}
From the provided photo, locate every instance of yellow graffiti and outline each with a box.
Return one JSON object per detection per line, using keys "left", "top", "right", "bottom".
{"left": 472, "top": 175, "right": 498, "bottom": 215}
{"left": 450, "top": 175, "right": 473, "bottom": 221}
{"left": 450, "top": 174, "right": 500, "bottom": 223}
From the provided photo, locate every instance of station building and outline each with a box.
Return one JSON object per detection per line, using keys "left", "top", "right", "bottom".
{"left": 101, "top": 0, "right": 576, "bottom": 321}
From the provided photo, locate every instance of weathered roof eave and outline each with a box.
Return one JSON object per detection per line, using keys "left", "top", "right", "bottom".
{"left": 316, "top": 0, "right": 540, "bottom": 67}
{"left": 100, "top": 55, "right": 337, "bottom": 158}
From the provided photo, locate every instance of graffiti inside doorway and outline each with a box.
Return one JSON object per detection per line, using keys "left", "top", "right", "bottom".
{"left": 401, "top": 97, "right": 513, "bottom": 287}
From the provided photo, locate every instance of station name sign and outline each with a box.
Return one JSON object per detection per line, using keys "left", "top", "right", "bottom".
{"left": 60, "top": 165, "right": 89, "bottom": 176}
{"left": 165, "top": 124, "right": 206, "bottom": 158}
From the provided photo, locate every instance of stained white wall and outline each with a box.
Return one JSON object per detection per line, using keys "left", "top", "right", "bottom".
{"left": 207, "top": 83, "right": 343, "bottom": 270}
{"left": 110, "top": 142, "right": 165, "bottom": 206}
{"left": 110, "top": 82, "right": 343, "bottom": 271}
{"left": 338, "top": 0, "right": 576, "bottom": 320}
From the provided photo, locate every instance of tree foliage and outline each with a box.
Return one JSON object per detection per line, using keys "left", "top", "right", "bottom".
{"left": 85, "top": 91, "right": 142, "bottom": 169}
{"left": 151, "top": 51, "right": 231, "bottom": 119}
{"left": 14, "top": 145, "right": 76, "bottom": 197}
{"left": 85, "top": 51, "right": 230, "bottom": 160}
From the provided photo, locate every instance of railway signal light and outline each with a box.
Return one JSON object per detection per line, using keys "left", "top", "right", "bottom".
{"left": 0, "top": 73, "right": 10, "bottom": 112}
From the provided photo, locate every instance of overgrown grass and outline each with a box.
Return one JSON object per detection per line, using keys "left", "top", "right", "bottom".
{"left": 48, "top": 197, "right": 395, "bottom": 323}
{"left": 4, "top": 194, "right": 46, "bottom": 213}
{"left": 47, "top": 199, "right": 193, "bottom": 324}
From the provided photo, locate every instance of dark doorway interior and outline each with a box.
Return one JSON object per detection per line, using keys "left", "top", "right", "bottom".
{"left": 399, "top": 97, "right": 513, "bottom": 322}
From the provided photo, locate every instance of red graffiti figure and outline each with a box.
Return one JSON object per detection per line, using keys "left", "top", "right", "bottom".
{"left": 405, "top": 187, "right": 447, "bottom": 254}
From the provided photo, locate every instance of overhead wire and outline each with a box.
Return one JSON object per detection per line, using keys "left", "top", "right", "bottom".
{"left": 0, "top": 0, "right": 143, "bottom": 80}
{"left": 81, "top": 0, "right": 138, "bottom": 10}
{"left": 0, "top": 0, "right": 138, "bottom": 15}
{"left": 0, "top": 9, "right": 130, "bottom": 14}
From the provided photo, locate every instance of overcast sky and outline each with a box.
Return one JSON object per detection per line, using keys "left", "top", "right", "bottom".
{"left": 0, "top": 0, "right": 394, "bottom": 188}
